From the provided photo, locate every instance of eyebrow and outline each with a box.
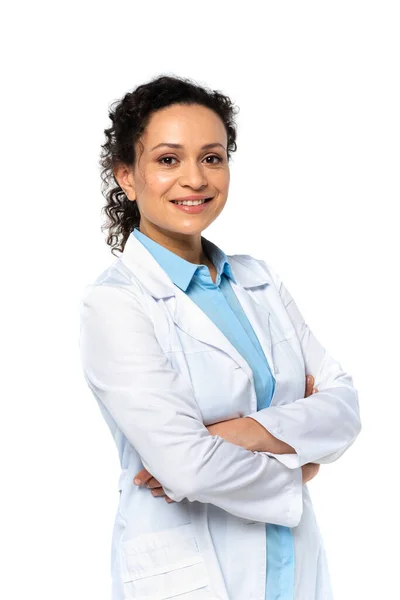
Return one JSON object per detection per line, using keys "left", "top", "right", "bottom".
{"left": 150, "top": 142, "right": 226, "bottom": 152}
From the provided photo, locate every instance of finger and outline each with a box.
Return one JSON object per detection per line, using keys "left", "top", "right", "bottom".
{"left": 133, "top": 467, "right": 153, "bottom": 486}
{"left": 305, "top": 375, "right": 314, "bottom": 397}
{"left": 149, "top": 488, "right": 177, "bottom": 502}
{"left": 312, "top": 388, "right": 318, "bottom": 394}
{"left": 144, "top": 477, "right": 162, "bottom": 489}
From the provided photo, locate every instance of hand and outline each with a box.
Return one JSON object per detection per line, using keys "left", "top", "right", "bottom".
{"left": 301, "top": 375, "right": 320, "bottom": 485}
{"left": 305, "top": 374, "right": 318, "bottom": 397}
{"left": 302, "top": 375, "right": 321, "bottom": 484}
{"left": 133, "top": 468, "right": 176, "bottom": 503}
{"left": 301, "top": 462, "right": 320, "bottom": 484}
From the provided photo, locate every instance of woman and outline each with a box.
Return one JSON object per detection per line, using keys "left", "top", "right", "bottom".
{"left": 79, "top": 75, "right": 361, "bottom": 600}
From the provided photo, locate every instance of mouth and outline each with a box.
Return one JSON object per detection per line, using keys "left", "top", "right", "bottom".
{"left": 170, "top": 197, "right": 214, "bottom": 205}
{"left": 169, "top": 196, "right": 215, "bottom": 214}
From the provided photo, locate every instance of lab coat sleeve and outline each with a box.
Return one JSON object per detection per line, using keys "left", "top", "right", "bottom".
{"left": 79, "top": 283, "right": 303, "bottom": 527}
{"left": 246, "top": 260, "right": 362, "bottom": 469}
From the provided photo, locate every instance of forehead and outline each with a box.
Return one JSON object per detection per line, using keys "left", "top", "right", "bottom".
{"left": 142, "top": 104, "right": 227, "bottom": 147}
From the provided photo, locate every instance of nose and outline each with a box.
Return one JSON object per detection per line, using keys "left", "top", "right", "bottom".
{"left": 178, "top": 159, "right": 208, "bottom": 189}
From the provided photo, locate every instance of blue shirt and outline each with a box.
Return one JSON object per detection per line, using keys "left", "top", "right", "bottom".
{"left": 132, "top": 226, "right": 295, "bottom": 600}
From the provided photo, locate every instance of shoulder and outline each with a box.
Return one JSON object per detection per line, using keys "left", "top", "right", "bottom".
{"left": 228, "top": 252, "right": 282, "bottom": 289}
{"left": 80, "top": 258, "right": 145, "bottom": 313}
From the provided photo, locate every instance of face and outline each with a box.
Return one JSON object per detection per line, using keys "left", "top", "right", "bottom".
{"left": 115, "top": 103, "right": 230, "bottom": 248}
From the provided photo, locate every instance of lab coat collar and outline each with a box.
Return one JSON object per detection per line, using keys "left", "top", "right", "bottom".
{"left": 120, "top": 230, "right": 272, "bottom": 300}
{"left": 131, "top": 227, "right": 237, "bottom": 292}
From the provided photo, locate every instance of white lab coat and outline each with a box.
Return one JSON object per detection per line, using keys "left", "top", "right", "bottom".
{"left": 79, "top": 232, "right": 361, "bottom": 600}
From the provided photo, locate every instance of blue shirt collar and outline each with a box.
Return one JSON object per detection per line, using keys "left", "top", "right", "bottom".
{"left": 132, "top": 227, "right": 236, "bottom": 291}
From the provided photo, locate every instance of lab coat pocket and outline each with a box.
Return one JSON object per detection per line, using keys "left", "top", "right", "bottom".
{"left": 120, "top": 522, "right": 217, "bottom": 599}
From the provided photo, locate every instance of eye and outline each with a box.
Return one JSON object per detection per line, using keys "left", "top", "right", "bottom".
{"left": 204, "top": 154, "right": 223, "bottom": 164}
{"left": 158, "top": 156, "right": 178, "bottom": 166}
{"left": 157, "top": 154, "right": 223, "bottom": 166}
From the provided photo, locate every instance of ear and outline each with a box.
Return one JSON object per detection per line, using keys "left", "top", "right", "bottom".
{"left": 113, "top": 163, "right": 136, "bottom": 200}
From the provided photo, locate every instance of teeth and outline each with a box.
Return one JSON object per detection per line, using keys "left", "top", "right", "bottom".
{"left": 173, "top": 199, "right": 207, "bottom": 206}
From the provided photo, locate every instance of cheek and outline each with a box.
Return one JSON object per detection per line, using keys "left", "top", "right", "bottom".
{"left": 149, "top": 171, "right": 175, "bottom": 188}
{"left": 136, "top": 173, "right": 174, "bottom": 209}
{"left": 214, "top": 169, "right": 230, "bottom": 191}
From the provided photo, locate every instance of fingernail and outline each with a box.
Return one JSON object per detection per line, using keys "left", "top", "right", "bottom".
{"left": 134, "top": 478, "right": 141, "bottom": 485}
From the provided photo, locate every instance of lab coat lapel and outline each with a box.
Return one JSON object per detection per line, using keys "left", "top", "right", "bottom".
{"left": 229, "top": 282, "right": 279, "bottom": 375}
{"left": 120, "top": 232, "right": 277, "bottom": 381}
{"left": 170, "top": 281, "right": 276, "bottom": 376}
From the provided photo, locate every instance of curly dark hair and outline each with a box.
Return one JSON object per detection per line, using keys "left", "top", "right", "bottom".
{"left": 99, "top": 74, "right": 239, "bottom": 256}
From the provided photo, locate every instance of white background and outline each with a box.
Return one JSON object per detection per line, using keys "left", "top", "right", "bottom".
{"left": 2, "top": 2, "right": 399, "bottom": 599}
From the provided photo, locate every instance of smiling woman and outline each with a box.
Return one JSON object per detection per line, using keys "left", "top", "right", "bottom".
{"left": 80, "top": 74, "right": 361, "bottom": 600}
{"left": 99, "top": 76, "right": 237, "bottom": 264}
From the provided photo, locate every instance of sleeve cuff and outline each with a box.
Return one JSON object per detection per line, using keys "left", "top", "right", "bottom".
{"left": 285, "top": 463, "right": 303, "bottom": 527}
{"left": 247, "top": 411, "right": 305, "bottom": 469}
